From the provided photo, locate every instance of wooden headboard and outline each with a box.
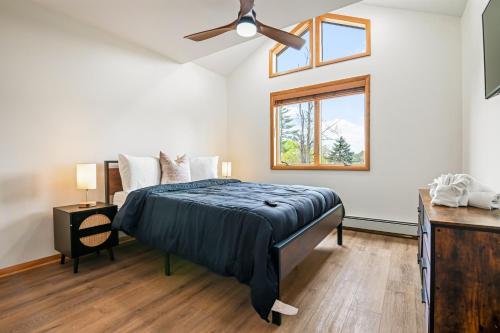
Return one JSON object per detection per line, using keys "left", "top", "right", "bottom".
{"left": 104, "top": 160, "right": 123, "bottom": 204}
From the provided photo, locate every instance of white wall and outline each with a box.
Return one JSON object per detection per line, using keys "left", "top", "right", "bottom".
{"left": 0, "top": 1, "right": 473, "bottom": 268}
{"left": 227, "top": 4, "right": 462, "bottom": 223}
{"left": 462, "top": 0, "right": 500, "bottom": 190}
{"left": 0, "top": 1, "right": 228, "bottom": 269}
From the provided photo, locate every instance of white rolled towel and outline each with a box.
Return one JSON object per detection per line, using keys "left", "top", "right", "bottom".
{"left": 468, "top": 192, "right": 500, "bottom": 210}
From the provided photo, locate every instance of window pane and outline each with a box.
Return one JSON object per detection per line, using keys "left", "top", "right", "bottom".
{"left": 321, "top": 21, "right": 366, "bottom": 61}
{"left": 276, "top": 30, "right": 310, "bottom": 73}
{"left": 320, "top": 94, "right": 365, "bottom": 166}
{"left": 277, "top": 101, "right": 315, "bottom": 165}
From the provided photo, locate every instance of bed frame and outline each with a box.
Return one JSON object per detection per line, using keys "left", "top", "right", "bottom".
{"left": 104, "top": 161, "right": 344, "bottom": 325}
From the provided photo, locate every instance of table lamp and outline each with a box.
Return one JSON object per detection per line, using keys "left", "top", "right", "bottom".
{"left": 77, "top": 163, "right": 97, "bottom": 208}
{"left": 221, "top": 162, "right": 232, "bottom": 179}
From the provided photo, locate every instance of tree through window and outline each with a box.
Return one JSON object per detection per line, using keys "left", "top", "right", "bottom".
{"left": 277, "top": 101, "right": 315, "bottom": 165}
{"left": 271, "top": 75, "right": 370, "bottom": 170}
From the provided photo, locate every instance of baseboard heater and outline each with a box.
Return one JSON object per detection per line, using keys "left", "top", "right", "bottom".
{"left": 343, "top": 215, "right": 417, "bottom": 237}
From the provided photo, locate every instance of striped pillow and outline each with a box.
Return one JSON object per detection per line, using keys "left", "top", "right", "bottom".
{"left": 159, "top": 151, "right": 191, "bottom": 184}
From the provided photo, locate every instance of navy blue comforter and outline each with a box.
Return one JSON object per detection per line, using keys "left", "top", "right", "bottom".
{"left": 112, "top": 179, "right": 342, "bottom": 320}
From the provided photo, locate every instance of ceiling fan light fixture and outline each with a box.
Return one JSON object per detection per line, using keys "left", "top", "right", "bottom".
{"left": 184, "top": 0, "right": 305, "bottom": 49}
{"left": 236, "top": 17, "right": 257, "bottom": 38}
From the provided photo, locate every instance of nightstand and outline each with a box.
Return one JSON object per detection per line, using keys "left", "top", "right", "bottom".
{"left": 53, "top": 202, "right": 118, "bottom": 273}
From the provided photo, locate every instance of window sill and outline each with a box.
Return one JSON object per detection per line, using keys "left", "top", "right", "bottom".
{"left": 316, "top": 51, "right": 371, "bottom": 68}
{"left": 269, "top": 64, "right": 313, "bottom": 78}
{"left": 271, "top": 165, "right": 370, "bottom": 171}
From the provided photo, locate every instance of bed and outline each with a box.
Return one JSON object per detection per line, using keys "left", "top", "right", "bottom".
{"left": 104, "top": 160, "right": 344, "bottom": 325}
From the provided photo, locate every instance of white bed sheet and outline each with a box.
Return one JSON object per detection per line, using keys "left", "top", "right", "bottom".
{"left": 113, "top": 191, "right": 129, "bottom": 209}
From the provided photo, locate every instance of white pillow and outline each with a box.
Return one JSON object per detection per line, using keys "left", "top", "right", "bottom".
{"left": 190, "top": 156, "right": 219, "bottom": 181}
{"left": 118, "top": 154, "right": 161, "bottom": 192}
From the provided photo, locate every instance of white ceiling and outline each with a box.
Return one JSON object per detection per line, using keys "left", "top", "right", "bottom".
{"left": 363, "top": 0, "right": 467, "bottom": 17}
{"left": 34, "top": 0, "right": 360, "bottom": 63}
{"left": 194, "top": 37, "right": 266, "bottom": 76}
{"left": 33, "top": 0, "right": 468, "bottom": 75}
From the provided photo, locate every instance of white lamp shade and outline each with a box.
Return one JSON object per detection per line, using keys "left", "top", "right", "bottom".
{"left": 221, "top": 162, "right": 232, "bottom": 178}
{"left": 77, "top": 164, "right": 96, "bottom": 190}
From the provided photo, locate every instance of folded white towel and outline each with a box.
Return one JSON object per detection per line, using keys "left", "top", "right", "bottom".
{"left": 429, "top": 174, "right": 499, "bottom": 210}
{"left": 431, "top": 184, "right": 462, "bottom": 207}
{"left": 429, "top": 174, "right": 470, "bottom": 207}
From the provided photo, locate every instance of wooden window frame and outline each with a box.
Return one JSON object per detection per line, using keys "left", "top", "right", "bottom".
{"left": 315, "top": 13, "right": 371, "bottom": 67}
{"left": 268, "top": 19, "right": 314, "bottom": 78}
{"left": 270, "top": 75, "right": 370, "bottom": 171}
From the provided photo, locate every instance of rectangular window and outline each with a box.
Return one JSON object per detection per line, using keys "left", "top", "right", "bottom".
{"left": 269, "top": 20, "right": 313, "bottom": 78}
{"left": 315, "top": 14, "right": 371, "bottom": 67}
{"left": 277, "top": 101, "right": 315, "bottom": 165}
{"left": 271, "top": 75, "right": 370, "bottom": 170}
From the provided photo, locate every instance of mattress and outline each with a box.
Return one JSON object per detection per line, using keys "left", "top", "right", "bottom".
{"left": 112, "top": 191, "right": 128, "bottom": 209}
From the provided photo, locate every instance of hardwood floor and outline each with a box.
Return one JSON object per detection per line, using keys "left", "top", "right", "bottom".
{"left": 0, "top": 231, "right": 424, "bottom": 333}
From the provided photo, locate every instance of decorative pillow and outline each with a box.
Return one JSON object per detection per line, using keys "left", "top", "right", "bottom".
{"left": 160, "top": 151, "right": 191, "bottom": 184}
{"left": 190, "top": 156, "right": 219, "bottom": 181}
{"left": 118, "top": 154, "right": 161, "bottom": 192}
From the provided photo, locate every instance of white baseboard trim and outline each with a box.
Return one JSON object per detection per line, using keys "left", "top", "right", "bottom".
{"left": 344, "top": 216, "right": 417, "bottom": 236}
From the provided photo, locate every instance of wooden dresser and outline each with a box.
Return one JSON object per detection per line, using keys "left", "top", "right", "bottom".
{"left": 418, "top": 189, "right": 500, "bottom": 333}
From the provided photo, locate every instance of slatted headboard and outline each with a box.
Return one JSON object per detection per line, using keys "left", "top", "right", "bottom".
{"left": 104, "top": 161, "right": 123, "bottom": 204}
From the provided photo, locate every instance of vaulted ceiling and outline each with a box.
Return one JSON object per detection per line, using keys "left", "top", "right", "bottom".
{"left": 34, "top": 0, "right": 361, "bottom": 63}
{"left": 34, "top": 0, "right": 468, "bottom": 75}
{"left": 363, "top": 0, "right": 467, "bottom": 17}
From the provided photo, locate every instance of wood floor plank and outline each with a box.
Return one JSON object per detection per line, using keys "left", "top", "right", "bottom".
{"left": 296, "top": 233, "right": 372, "bottom": 333}
{"left": 341, "top": 306, "right": 381, "bottom": 333}
{"left": 378, "top": 238, "right": 423, "bottom": 333}
{"left": 350, "top": 235, "right": 392, "bottom": 314}
{"left": 0, "top": 230, "right": 423, "bottom": 333}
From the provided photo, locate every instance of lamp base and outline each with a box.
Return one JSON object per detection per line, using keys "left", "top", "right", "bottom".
{"left": 79, "top": 201, "right": 97, "bottom": 208}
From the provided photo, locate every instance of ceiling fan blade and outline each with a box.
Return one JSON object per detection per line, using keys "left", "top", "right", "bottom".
{"left": 239, "top": 0, "right": 254, "bottom": 17}
{"left": 184, "top": 21, "right": 237, "bottom": 41}
{"left": 256, "top": 20, "right": 306, "bottom": 50}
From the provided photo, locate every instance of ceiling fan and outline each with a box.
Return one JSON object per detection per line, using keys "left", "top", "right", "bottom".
{"left": 184, "top": 0, "right": 306, "bottom": 50}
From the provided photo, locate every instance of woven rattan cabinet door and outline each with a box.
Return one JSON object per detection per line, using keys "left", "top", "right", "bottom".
{"left": 79, "top": 214, "right": 112, "bottom": 247}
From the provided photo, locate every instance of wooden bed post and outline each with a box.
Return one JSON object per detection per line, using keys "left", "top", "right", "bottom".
{"left": 271, "top": 281, "right": 282, "bottom": 325}
{"left": 337, "top": 223, "right": 343, "bottom": 245}
{"left": 104, "top": 160, "right": 122, "bottom": 205}
{"left": 271, "top": 247, "right": 282, "bottom": 326}
{"left": 165, "top": 253, "right": 171, "bottom": 276}
{"left": 272, "top": 310, "right": 282, "bottom": 326}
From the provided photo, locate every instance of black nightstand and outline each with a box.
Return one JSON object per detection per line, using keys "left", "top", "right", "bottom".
{"left": 53, "top": 203, "right": 118, "bottom": 273}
